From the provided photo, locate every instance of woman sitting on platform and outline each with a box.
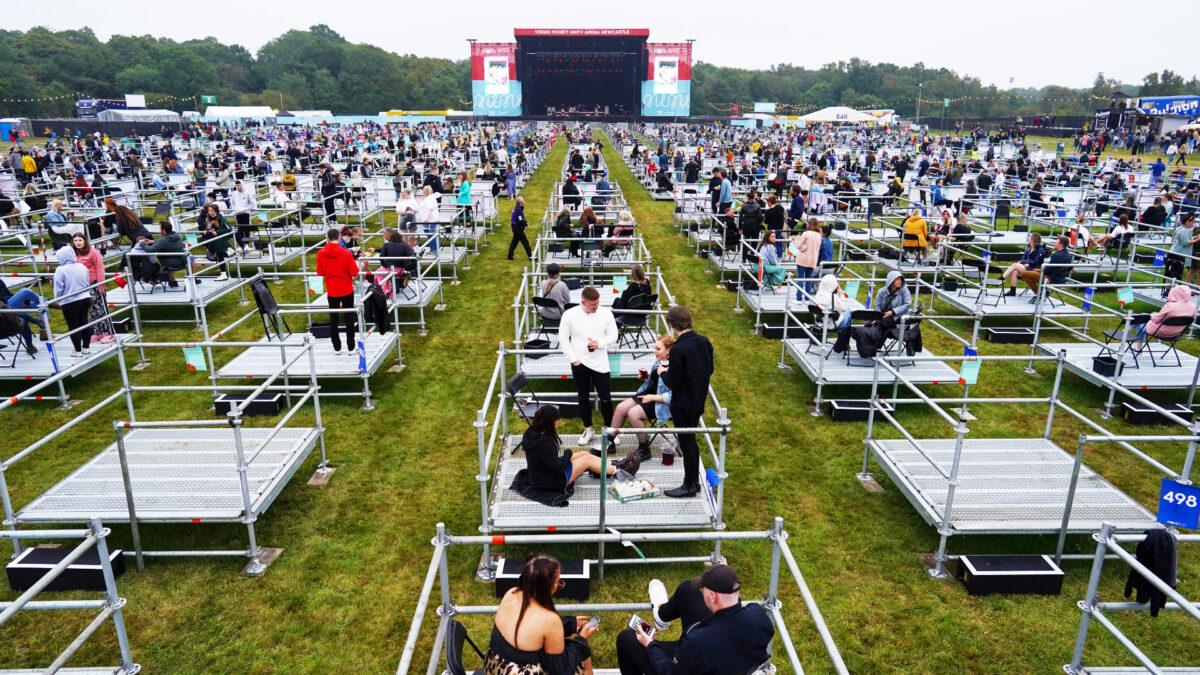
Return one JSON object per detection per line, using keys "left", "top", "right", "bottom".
{"left": 616, "top": 264, "right": 652, "bottom": 309}
{"left": 608, "top": 335, "right": 675, "bottom": 460}
{"left": 1001, "top": 232, "right": 1046, "bottom": 297}
{"left": 759, "top": 232, "right": 787, "bottom": 289}
{"left": 901, "top": 208, "right": 929, "bottom": 263}
{"left": 521, "top": 405, "right": 641, "bottom": 497}
{"left": 814, "top": 274, "right": 854, "bottom": 331}
{"left": 486, "top": 552, "right": 597, "bottom": 675}
{"left": 1134, "top": 285, "right": 1196, "bottom": 350}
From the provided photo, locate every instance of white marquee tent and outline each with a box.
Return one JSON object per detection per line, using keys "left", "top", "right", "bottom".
{"left": 799, "top": 106, "right": 877, "bottom": 124}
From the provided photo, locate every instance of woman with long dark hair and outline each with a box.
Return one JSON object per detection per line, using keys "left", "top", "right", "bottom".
{"left": 522, "top": 405, "right": 641, "bottom": 497}
{"left": 486, "top": 552, "right": 596, "bottom": 674}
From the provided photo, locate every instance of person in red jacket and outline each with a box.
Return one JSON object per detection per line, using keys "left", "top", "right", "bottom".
{"left": 315, "top": 228, "right": 360, "bottom": 354}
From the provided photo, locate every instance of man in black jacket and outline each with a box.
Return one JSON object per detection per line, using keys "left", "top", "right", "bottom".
{"left": 630, "top": 565, "right": 774, "bottom": 675}
{"left": 660, "top": 305, "right": 714, "bottom": 498}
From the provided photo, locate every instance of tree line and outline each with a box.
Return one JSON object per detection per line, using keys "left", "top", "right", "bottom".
{"left": 0, "top": 25, "right": 1195, "bottom": 120}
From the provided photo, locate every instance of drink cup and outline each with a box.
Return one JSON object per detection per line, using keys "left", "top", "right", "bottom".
{"left": 661, "top": 445, "right": 675, "bottom": 466}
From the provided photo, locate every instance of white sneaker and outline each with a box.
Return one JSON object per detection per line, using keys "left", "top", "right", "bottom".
{"left": 578, "top": 428, "right": 595, "bottom": 445}
{"left": 648, "top": 579, "right": 670, "bottom": 630}
{"left": 72, "top": 351, "right": 84, "bottom": 358}
{"left": 81, "top": 348, "right": 91, "bottom": 356}
{"left": 216, "top": 273, "right": 229, "bottom": 281}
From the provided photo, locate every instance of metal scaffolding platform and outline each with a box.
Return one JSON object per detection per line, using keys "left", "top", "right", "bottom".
{"left": 866, "top": 437, "right": 1156, "bottom": 534}
{"left": 16, "top": 427, "right": 320, "bottom": 524}
{"left": 1038, "top": 342, "right": 1200, "bottom": 390}
{"left": 783, "top": 339, "right": 961, "bottom": 385}
{"left": 0, "top": 333, "right": 137, "bottom": 381}
{"left": 932, "top": 285, "right": 1088, "bottom": 317}
{"left": 490, "top": 435, "right": 714, "bottom": 531}
{"left": 105, "top": 275, "right": 244, "bottom": 306}
{"left": 518, "top": 352, "right": 656, "bottom": 379}
{"left": 216, "top": 332, "right": 397, "bottom": 379}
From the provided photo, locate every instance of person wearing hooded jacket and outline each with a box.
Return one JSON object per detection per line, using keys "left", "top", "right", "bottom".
{"left": 1134, "top": 285, "right": 1196, "bottom": 349}
{"left": 52, "top": 247, "right": 94, "bottom": 356}
{"left": 833, "top": 270, "right": 910, "bottom": 355}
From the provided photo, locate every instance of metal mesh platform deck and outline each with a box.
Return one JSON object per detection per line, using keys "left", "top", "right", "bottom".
{"left": 518, "top": 352, "right": 656, "bottom": 379}
{"left": 784, "top": 339, "right": 961, "bottom": 385}
{"left": 215, "top": 332, "right": 396, "bottom": 379}
{"left": 490, "top": 435, "right": 715, "bottom": 531}
{"left": 1038, "top": 342, "right": 1200, "bottom": 390}
{"left": 311, "top": 280, "right": 443, "bottom": 310}
{"left": 540, "top": 251, "right": 643, "bottom": 269}
{"left": 868, "top": 437, "right": 1156, "bottom": 534}
{"left": 419, "top": 246, "right": 467, "bottom": 266}
{"left": 931, "top": 286, "right": 1089, "bottom": 317}
{"left": 738, "top": 288, "right": 793, "bottom": 314}
{"left": 0, "top": 333, "right": 137, "bottom": 381}
{"left": 234, "top": 245, "right": 308, "bottom": 267}
{"left": 16, "top": 427, "right": 320, "bottom": 524}
{"left": 105, "top": 275, "right": 243, "bottom": 306}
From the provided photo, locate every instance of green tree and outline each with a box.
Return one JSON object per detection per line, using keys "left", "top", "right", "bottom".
{"left": 115, "top": 64, "right": 161, "bottom": 93}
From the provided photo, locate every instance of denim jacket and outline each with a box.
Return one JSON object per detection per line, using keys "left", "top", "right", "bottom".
{"left": 634, "top": 358, "right": 673, "bottom": 423}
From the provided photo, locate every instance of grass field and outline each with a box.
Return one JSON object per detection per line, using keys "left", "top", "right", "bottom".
{"left": 0, "top": 133, "right": 1197, "bottom": 673}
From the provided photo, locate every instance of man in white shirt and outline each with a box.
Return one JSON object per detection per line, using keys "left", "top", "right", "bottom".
{"left": 559, "top": 286, "right": 619, "bottom": 445}
{"left": 229, "top": 179, "right": 256, "bottom": 253}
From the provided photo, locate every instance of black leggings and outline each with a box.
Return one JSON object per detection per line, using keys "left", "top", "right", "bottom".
{"left": 571, "top": 363, "right": 613, "bottom": 430}
{"left": 61, "top": 299, "right": 93, "bottom": 352}
{"left": 326, "top": 293, "right": 356, "bottom": 352}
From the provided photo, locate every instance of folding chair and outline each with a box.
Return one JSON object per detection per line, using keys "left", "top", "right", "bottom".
{"left": 0, "top": 335, "right": 24, "bottom": 369}
{"left": 1100, "top": 313, "right": 1151, "bottom": 369}
{"left": 251, "top": 277, "right": 290, "bottom": 341}
{"left": 616, "top": 293, "right": 656, "bottom": 349}
{"left": 804, "top": 304, "right": 840, "bottom": 357}
{"left": 1147, "top": 316, "right": 1193, "bottom": 367}
{"left": 881, "top": 316, "right": 922, "bottom": 367}
{"left": 530, "top": 296, "right": 562, "bottom": 341}
{"left": 444, "top": 620, "right": 484, "bottom": 675}
{"left": 505, "top": 373, "right": 553, "bottom": 425}
{"left": 841, "top": 310, "right": 883, "bottom": 366}
{"left": 580, "top": 240, "right": 602, "bottom": 261}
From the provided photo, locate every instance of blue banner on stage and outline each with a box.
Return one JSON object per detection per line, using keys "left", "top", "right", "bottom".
{"left": 640, "top": 80, "right": 691, "bottom": 117}
{"left": 471, "top": 81, "right": 523, "bottom": 117}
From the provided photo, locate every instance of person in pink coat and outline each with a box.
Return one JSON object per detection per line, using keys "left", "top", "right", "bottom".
{"left": 69, "top": 233, "right": 115, "bottom": 342}
{"left": 1136, "top": 285, "right": 1195, "bottom": 348}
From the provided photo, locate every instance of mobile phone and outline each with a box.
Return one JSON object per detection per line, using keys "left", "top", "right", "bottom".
{"left": 584, "top": 615, "right": 601, "bottom": 632}
{"left": 628, "top": 614, "right": 655, "bottom": 639}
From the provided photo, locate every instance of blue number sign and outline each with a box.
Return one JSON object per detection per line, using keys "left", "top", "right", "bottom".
{"left": 1158, "top": 479, "right": 1200, "bottom": 529}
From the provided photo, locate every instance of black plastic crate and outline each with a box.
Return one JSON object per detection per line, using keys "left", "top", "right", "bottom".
{"left": 955, "top": 555, "right": 1063, "bottom": 596}
{"left": 1121, "top": 401, "right": 1195, "bottom": 425}
{"left": 7, "top": 545, "right": 125, "bottom": 592}
{"left": 214, "top": 393, "right": 283, "bottom": 417}
{"left": 829, "top": 399, "right": 894, "bottom": 422}
{"left": 984, "top": 327, "right": 1035, "bottom": 344}
{"left": 496, "top": 557, "right": 589, "bottom": 600}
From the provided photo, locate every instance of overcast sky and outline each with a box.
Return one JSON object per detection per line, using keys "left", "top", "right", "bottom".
{"left": 9, "top": 0, "right": 1197, "bottom": 90}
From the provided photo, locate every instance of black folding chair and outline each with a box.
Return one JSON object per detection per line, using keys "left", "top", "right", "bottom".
{"left": 901, "top": 233, "right": 924, "bottom": 263}
{"left": 1100, "top": 313, "right": 1151, "bottom": 369}
{"left": 616, "top": 293, "right": 657, "bottom": 349}
{"left": 251, "top": 277, "right": 290, "bottom": 340}
{"left": 505, "top": 373, "right": 553, "bottom": 426}
{"left": 1148, "top": 316, "right": 1194, "bottom": 367}
{"left": 804, "top": 303, "right": 840, "bottom": 357}
{"left": 530, "top": 296, "right": 562, "bottom": 341}
{"left": 444, "top": 620, "right": 484, "bottom": 675}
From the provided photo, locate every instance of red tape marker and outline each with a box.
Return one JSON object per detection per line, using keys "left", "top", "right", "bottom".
{"left": 491, "top": 535, "right": 505, "bottom": 545}
{"left": 8, "top": 397, "right": 18, "bottom": 405}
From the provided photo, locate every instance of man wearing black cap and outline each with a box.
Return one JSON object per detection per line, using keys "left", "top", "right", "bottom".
{"left": 621, "top": 565, "right": 774, "bottom": 675}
